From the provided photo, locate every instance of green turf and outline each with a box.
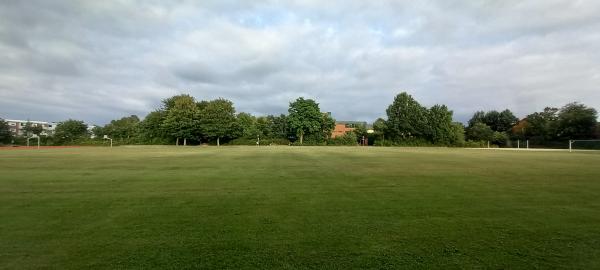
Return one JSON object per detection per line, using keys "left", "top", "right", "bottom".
{"left": 1, "top": 146, "right": 600, "bottom": 269}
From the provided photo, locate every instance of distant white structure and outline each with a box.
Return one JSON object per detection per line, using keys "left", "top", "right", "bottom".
{"left": 87, "top": 124, "right": 97, "bottom": 139}
{"left": 4, "top": 119, "right": 58, "bottom": 137}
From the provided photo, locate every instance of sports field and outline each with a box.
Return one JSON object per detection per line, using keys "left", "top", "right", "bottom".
{"left": 1, "top": 146, "right": 600, "bottom": 269}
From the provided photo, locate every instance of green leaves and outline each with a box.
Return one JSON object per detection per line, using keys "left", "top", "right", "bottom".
{"left": 288, "top": 98, "right": 332, "bottom": 144}
{"left": 200, "top": 98, "right": 237, "bottom": 141}
{"left": 466, "top": 122, "right": 494, "bottom": 142}
{"left": 383, "top": 92, "right": 461, "bottom": 145}
{"left": 0, "top": 118, "right": 12, "bottom": 144}
{"left": 100, "top": 115, "right": 140, "bottom": 140}
{"left": 161, "top": 95, "right": 200, "bottom": 140}
{"left": 556, "top": 102, "right": 598, "bottom": 139}
{"left": 467, "top": 109, "right": 518, "bottom": 132}
{"left": 54, "top": 119, "right": 88, "bottom": 143}
{"left": 385, "top": 92, "right": 428, "bottom": 140}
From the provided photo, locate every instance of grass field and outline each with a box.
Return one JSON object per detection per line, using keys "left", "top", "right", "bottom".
{"left": 1, "top": 146, "right": 600, "bottom": 269}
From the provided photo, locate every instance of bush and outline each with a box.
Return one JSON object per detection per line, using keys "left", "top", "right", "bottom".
{"left": 463, "top": 140, "right": 488, "bottom": 148}
{"left": 327, "top": 133, "right": 358, "bottom": 146}
{"left": 373, "top": 138, "right": 434, "bottom": 147}
{"left": 491, "top": 131, "right": 509, "bottom": 147}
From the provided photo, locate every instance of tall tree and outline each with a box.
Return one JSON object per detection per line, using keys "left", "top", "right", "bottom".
{"left": 426, "top": 104, "right": 454, "bottom": 145}
{"left": 320, "top": 112, "right": 336, "bottom": 142}
{"left": 255, "top": 117, "right": 271, "bottom": 139}
{"left": 236, "top": 112, "right": 259, "bottom": 139}
{"left": 466, "top": 122, "right": 494, "bottom": 142}
{"left": 496, "top": 110, "right": 519, "bottom": 132}
{"left": 102, "top": 115, "right": 140, "bottom": 141}
{"left": 525, "top": 107, "right": 559, "bottom": 141}
{"left": 138, "top": 110, "right": 167, "bottom": 143}
{"left": 200, "top": 98, "right": 237, "bottom": 146}
{"left": 373, "top": 118, "right": 387, "bottom": 142}
{"left": 385, "top": 92, "right": 428, "bottom": 140}
{"left": 449, "top": 122, "right": 466, "bottom": 146}
{"left": 467, "top": 111, "right": 486, "bottom": 128}
{"left": 556, "top": 102, "right": 598, "bottom": 139}
{"left": 91, "top": 126, "right": 105, "bottom": 138}
{"left": 468, "top": 110, "right": 517, "bottom": 132}
{"left": 288, "top": 98, "right": 323, "bottom": 144}
{"left": 54, "top": 119, "right": 88, "bottom": 143}
{"left": 268, "top": 114, "right": 289, "bottom": 140}
{"left": 161, "top": 95, "right": 200, "bottom": 145}
{"left": 0, "top": 118, "right": 12, "bottom": 144}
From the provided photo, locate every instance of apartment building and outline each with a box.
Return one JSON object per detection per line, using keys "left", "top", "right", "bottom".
{"left": 4, "top": 119, "right": 57, "bottom": 137}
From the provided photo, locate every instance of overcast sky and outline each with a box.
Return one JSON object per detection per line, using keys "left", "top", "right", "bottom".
{"left": 1, "top": 1, "right": 599, "bottom": 125}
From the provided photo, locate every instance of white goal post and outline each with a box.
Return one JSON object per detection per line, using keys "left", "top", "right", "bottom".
{"left": 569, "top": 139, "right": 600, "bottom": 152}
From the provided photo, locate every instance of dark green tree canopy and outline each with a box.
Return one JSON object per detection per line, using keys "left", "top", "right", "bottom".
{"left": 466, "top": 122, "right": 494, "bottom": 142}
{"left": 138, "top": 110, "right": 167, "bottom": 142}
{"left": 426, "top": 104, "right": 454, "bottom": 144}
{"left": 288, "top": 98, "right": 326, "bottom": 144}
{"left": 385, "top": 92, "right": 428, "bottom": 140}
{"left": 255, "top": 117, "right": 271, "bottom": 138}
{"left": 268, "top": 114, "right": 290, "bottom": 140}
{"left": 468, "top": 109, "right": 518, "bottom": 132}
{"left": 102, "top": 115, "right": 140, "bottom": 140}
{"left": 373, "top": 118, "right": 386, "bottom": 134}
{"left": 556, "top": 102, "right": 598, "bottom": 139}
{"left": 320, "top": 112, "right": 336, "bottom": 142}
{"left": 382, "top": 93, "right": 461, "bottom": 145}
{"left": 450, "top": 122, "right": 466, "bottom": 146}
{"left": 237, "top": 112, "right": 259, "bottom": 139}
{"left": 161, "top": 95, "right": 200, "bottom": 141}
{"left": 468, "top": 111, "right": 486, "bottom": 128}
{"left": 54, "top": 119, "right": 88, "bottom": 143}
{"left": 28, "top": 91, "right": 599, "bottom": 147}
{"left": 200, "top": 98, "right": 237, "bottom": 145}
{"left": 524, "top": 107, "right": 559, "bottom": 140}
{"left": 0, "top": 118, "right": 12, "bottom": 144}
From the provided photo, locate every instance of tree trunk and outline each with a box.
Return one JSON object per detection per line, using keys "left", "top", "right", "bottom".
{"left": 176, "top": 138, "right": 179, "bottom": 146}
{"left": 183, "top": 138, "right": 187, "bottom": 146}
{"left": 300, "top": 132, "right": 303, "bottom": 145}
{"left": 217, "top": 137, "right": 220, "bottom": 146}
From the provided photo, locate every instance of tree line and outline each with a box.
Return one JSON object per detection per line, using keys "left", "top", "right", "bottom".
{"left": 1, "top": 92, "right": 598, "bottom": 147}
{"left": 464, "top": 103, "right": 599, "bottom": 147}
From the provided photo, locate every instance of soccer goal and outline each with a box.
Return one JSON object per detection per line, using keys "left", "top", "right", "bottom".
{"left": 569, "top": 140, "right": 600, "bottom": 152}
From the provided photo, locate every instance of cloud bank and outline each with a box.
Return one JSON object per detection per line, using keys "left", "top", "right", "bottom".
{"left": 1, "top": 0, "right": 599, "bottom": 124}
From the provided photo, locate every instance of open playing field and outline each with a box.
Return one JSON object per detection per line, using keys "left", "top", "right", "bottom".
{"left": 1, "top": 146, "right": 600, "bottom": 269}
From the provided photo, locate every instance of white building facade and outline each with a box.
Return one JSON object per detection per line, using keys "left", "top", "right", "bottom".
{"left": 5, "top": 119, "right": 58, "bottom": 137}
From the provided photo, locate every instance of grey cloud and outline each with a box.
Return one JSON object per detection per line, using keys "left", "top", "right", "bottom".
{"left": 0, "top": 0, "right": 599, "bottom": 125}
